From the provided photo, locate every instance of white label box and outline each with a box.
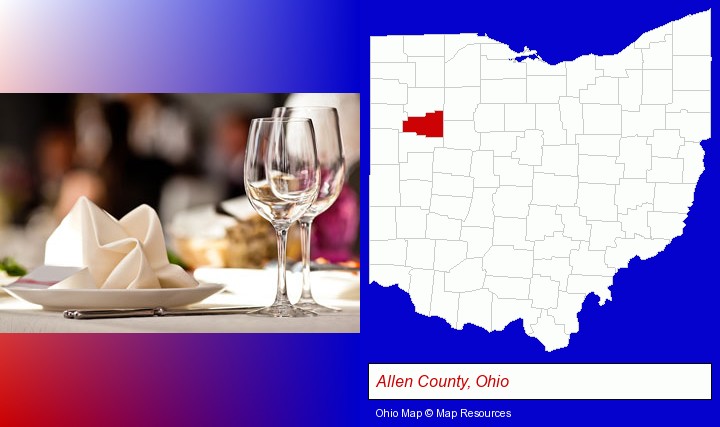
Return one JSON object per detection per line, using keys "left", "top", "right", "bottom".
{"left": 369, "top": 363, "right": 711, "bottom": 400}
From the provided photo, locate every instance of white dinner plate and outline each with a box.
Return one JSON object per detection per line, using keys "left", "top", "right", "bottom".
{"left": 1, "top": 282, "right": 225, "bottom": 311}
{"left": 194, "top": 268, "right": 359, "bottom": 306}
{"left": 0, "top": 276, "right": 19, "bottom": 296}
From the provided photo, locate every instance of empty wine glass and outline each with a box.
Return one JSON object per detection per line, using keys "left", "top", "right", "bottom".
{"left": 273, "top": 107, "right": 345, "bottom": 313}
{"left": 244, "top": 117, "right": 319, "bottom": 317}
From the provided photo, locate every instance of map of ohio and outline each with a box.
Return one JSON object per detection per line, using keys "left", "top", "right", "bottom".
{"left": 369, "top": 10, "right": 711, "bottom": 351}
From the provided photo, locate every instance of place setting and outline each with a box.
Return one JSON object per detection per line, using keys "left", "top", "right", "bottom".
{"left": 0, "top": 100, "right": 359, "bottom": 332}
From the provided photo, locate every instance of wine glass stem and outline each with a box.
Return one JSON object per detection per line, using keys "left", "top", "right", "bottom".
{"left": 274, "top": 226, "right": 291, "bottom": 305}
{"left": 299, "top": 219, "right": 314, "bottom": 302}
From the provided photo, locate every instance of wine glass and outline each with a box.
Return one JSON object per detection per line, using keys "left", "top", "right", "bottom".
{"left": 273, "top": 106, "right": 345, "bottom": 313}
{"left": 244, "top": 117, "right": 320, "bottom": 317}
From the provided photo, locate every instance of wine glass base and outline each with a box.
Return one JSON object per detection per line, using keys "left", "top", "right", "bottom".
{"left": 249, "top": 303, "right": 317, "bottom": 318}
{"left": 294, "top": 300, "right": 341, "bottom": 313}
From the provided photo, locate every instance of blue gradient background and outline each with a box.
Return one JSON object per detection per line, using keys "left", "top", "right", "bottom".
{"left": 1, "top": 1, "right": 718, "bottom": 426}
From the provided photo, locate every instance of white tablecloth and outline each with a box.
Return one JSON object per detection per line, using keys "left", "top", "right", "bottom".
{"left": 0, "top": 292, "right": 359, "bottom": 333}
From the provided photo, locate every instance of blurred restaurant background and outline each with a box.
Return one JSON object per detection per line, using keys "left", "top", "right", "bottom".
{"left": 0, "top": 93, "right": 360, "bottom": 270}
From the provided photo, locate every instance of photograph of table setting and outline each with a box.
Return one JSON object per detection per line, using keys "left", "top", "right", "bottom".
{"left": 0, "top": 93, "right": 360, "bottom": 333}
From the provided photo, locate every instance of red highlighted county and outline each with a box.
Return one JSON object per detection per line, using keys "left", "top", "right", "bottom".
{"left": 402, "top": 111, "right": 443, "bottom": 138}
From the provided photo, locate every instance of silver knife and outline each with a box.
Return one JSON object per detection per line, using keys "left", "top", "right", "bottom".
{"left": 265, "top": 261, "right": 359, "bottom": 273}
{"left": 307, "top": 263, "right": 359, "bottom": 273}
{"left": 64, "top": 306, "right": 262, "bottom": 319}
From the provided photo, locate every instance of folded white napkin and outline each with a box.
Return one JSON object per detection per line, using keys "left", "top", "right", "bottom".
{"left": 44, "top": 197, "right": 198, "bottom": 289}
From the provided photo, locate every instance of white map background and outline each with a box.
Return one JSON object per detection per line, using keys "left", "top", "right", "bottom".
{"left": 369, "top": 11, "right": 711, "bottom": 351}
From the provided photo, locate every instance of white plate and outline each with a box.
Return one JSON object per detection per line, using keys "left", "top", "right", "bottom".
{"left": 194, "top": 268, "right": 359, "bottom": 306}
{"left": 1, "top": 282, "right": 224, "bottom": 311}
{"left": 0, "top": 276, "right": 19, "bottom": 296}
